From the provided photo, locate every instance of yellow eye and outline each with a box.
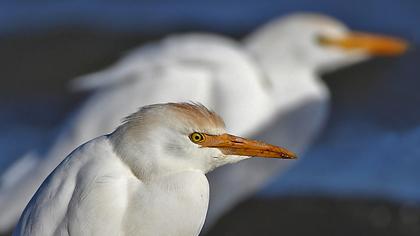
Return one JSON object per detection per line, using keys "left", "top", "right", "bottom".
{"left": 189, "top": 132, "right": 205, "bottom": 143}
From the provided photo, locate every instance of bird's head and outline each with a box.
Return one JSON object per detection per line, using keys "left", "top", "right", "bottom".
{"left": 110, "top": 103, "right": 296, "bottom": 180}
{"left": 245, "top": 13, "right": 408, "bottom": 73}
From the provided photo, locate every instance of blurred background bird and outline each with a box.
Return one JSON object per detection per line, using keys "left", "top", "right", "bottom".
{"left": 0, "top": 0, "right": 418, "bottom": 235}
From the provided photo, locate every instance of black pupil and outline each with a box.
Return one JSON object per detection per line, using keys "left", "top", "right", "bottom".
{"left": 194, "top": 134, "right": 201, "bottom": 141}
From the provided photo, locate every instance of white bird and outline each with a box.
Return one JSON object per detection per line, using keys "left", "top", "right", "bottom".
{"left": 206, "top": 13, "right": 406, "bottom": 229}
{"left": 13, "top": 103, "right": 296, "bottom": 236}
{"left": 0, "top": 13, "right": 407, "bottom": 233}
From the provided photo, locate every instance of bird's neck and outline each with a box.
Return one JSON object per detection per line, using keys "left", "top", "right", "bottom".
{"left": 254, "top": 56, "right": 318, "bottom": 93}
{"left": 245, "top": 33, "right": 319, "bottom": 73}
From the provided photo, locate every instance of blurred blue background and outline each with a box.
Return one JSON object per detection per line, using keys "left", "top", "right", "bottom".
{"left": 0, "top": 0, "right": 418, "bottom": 39}
{"left": 0, "top": 0, "right": 419, "bottom": 235}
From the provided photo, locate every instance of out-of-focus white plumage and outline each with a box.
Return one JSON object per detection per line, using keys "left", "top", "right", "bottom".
{"left": 205, "top": 14, "right": 370, "bottom": 228}
{"left": 3, "top": 13, "right": 395, "bottom": 233}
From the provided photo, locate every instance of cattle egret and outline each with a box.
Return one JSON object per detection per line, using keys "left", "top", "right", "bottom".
{"left": 206, "top": 13, "right": 407, "bottom": 229}
{"left": 13, "top": 103, "right": 296, "bottom": 236}
{"left": 0, "top": 13, "right": 407, "bottom": 233}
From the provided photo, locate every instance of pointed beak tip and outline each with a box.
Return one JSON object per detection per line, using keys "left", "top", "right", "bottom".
{"left": 282, "top": 152, "right": 298, "bottom": 160}
{"left": 385, "top": 39, "right": 410, "bottom": 56}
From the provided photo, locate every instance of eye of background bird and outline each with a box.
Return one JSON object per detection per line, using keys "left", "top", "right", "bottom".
{"left": 316, "top": 34, "right": 330, "bottom": 46}
{"left": 189, "top": 132, "right": 205, "bottom": 143}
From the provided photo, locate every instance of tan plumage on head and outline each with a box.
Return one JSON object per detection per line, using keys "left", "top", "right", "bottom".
{"left": 117, "top": 102, "right": 225, "bottom": 135}
{"left": 110, "top": 103, "right": 229, "bottom": 179}
{"left": 168, "top": 103, "right": 225, "bottom": 129}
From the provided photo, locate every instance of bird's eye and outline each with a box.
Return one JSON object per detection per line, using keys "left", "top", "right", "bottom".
{"left": 317, "top": 35, "right": 329, "bottom": 46}
{"left": 189, "top": 132, "right": 205, "bottom": 143}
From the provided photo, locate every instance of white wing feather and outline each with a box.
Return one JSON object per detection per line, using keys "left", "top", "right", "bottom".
{"left": 13, "top": 137, "right": 131, "bottom": 236}
{"left": 14, "top": 136, "right": 210, "bottom": 236}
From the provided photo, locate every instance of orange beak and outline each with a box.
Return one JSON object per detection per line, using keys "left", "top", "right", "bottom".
{"left": 199, "top": 133, "right": 297, "bottom": 159}
{"left": 319, "top": 32, "right": 408, "bottom": 56}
